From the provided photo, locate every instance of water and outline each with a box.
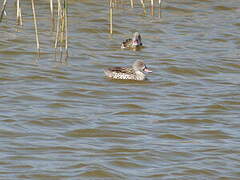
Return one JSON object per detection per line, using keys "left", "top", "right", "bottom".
{"left": 0, "top": 0, "right": 240, "bottom": 179}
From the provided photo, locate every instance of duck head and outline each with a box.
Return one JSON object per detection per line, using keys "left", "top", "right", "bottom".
{"left": 133, "top": 60, "right": 152, "bottom": 73}
{"left": 132, "top": 32, "right": 142, "bottom": 47}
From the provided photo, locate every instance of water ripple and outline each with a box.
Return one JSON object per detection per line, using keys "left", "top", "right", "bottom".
{"left": 0, "top": 0, "right": 239, "bottom": 179}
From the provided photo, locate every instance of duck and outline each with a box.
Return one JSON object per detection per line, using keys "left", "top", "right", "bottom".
{"left": 104, "top": 60, "right": 152, "bottom": 81}
{"left": 121, "top": 32, "right": 143, "bottom": 49}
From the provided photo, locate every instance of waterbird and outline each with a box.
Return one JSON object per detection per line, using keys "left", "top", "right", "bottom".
{"left": 104, "top": 60, "right": 152, "bottom": 81}
{"left": 121, "top": 32, "right": 143, "bottom": 49}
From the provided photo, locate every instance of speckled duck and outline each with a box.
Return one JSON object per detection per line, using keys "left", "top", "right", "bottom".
{"left": 104, "top": 60, "right": 152, "bottom": 81}
{"left": 121, "top": 32, "right": 143, "bottom": 49}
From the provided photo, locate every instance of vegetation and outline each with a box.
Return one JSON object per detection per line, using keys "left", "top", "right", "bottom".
{"left": 0, "top": 0, "right": 68, "bottom": 62}
{"left": 109, "top": 0, "right": 163, "bottom": 34}
{"left": 0, "top": 0, "right": 163, "bottom": 61}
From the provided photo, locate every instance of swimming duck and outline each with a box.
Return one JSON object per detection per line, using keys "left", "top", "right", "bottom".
{"left": 104, "top": 60, "right": 152, "bottom": 81}
{"left": 121, "top": 32, "right": 143, "bottom": 49}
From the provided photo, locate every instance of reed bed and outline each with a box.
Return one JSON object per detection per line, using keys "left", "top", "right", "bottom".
{"left": 109, "top": 0, "right": 163, "bottom": 34}
{"left": 0, "top": 0, "right": 163, "bottom": 60}
{"left": 0, "top": 0, "right": 68, "bottom": 62}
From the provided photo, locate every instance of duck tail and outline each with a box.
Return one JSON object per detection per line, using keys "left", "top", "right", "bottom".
{"left": 104, "top": 69, "right": 112, "bottom": 77}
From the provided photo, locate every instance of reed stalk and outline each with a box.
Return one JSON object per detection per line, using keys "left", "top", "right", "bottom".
{"left": 31, "top": 0, "right": 40, "bottom": 57}
{"left": 109, "top": 0, "right": 113, "bottom": 34}
{"left": 54, "top": 0, "right": 60, "bottom": 61}
{"left": 59, "top": 4, "right": 65, "bottom": 62}
{"left": 59, "top": 16, "right": 63, "bottom": 62}
{"left": 140, "top": 0, "right": 146, "bottom": 15}
{"left": 54, "top": 0, "right": 62, "bottom": 59}
{"left": 0, "top": 0, "right": 7, "bottom": 22}
{"left": 49, "top": 0, "right": 54, "bottom": 29}
{"left": 130, "top": 0, "right": 134, "bottom": 8}
{"left": 64, "top": 0, "right": 68, "bottom": 61}
{"left": 54, "top": 0, "right": 68, "bottom": 62}
{"left": 158, "top": 0, "right": 162, "bottom": 18}
{"left": 150, "top": 0, "right": 154, "bottom": 16}
{"left": 16, "top": 0, "right": 22, "bottom": 26}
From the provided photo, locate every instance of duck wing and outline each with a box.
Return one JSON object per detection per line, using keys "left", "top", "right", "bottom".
{"left": 108, "top": 67, "right": 135, "bottom": 74}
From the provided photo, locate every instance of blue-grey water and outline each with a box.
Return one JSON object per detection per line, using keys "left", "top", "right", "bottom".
{"left": 0, "top": 0, "right": 239, "bottom": 179}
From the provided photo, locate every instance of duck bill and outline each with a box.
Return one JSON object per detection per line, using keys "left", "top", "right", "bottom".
{"left": 143, "top": 67, "right": 152, "bottom": 73}
{"left": 133, "top": 40, "right": 139, "bottom": 46}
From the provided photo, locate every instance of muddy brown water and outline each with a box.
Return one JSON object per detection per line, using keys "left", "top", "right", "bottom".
{"left": 0, "top": 0, "right": 240, "bottom": 179}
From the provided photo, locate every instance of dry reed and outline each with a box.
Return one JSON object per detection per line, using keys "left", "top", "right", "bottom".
{"left": 150, "top": 0, "right": 154, "bottom": 16}
{"left": 54, "top": 0, "right": 68, "bottom": 62}
{"left": 130, "top": 0, "right": 134, "bottom": 8}
{"left": 0, "top": 0, "right": 70, "bottom": 61}
{"left": 108, "top": 0, "right": 164, "bottom": 34}
{"left": 64, "top": 0, "right": 68, "bottom": 61}
{"left": 140, "top": 0, "right": 146, "bottom": 15}
{"left": 49, "top": 0, "right": 54, "bottom": 29}
{"left": 1, "top": 0, "right": 164, "bottom": 59}
{"left": 31, "top": 0, "right": 40, "bottom": 58}
{"left": 54, "top": 0, "right": 62, "bottom": 60}
{"left": 16, "top": 0, "right": 23, "bottom": 26}
{"left": 0, "top": 0, "right": 7, "bottom": 22}
{"left": 158, "top": 0, "right": 162, "bottom": 18}
{"left": 109, "top": 0, "right": 113, "bottom": 34}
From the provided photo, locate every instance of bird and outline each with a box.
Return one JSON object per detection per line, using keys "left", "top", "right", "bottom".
{"left": 121, "top": 32, "right": 143, "bottom": 50}
{"left": 104, "top": 60, "right": 152, "bottom": 81}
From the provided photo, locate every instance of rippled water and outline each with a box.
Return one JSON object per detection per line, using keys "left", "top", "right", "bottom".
{"left": 0, "top": 0, "right": 240, "bottom": 179}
